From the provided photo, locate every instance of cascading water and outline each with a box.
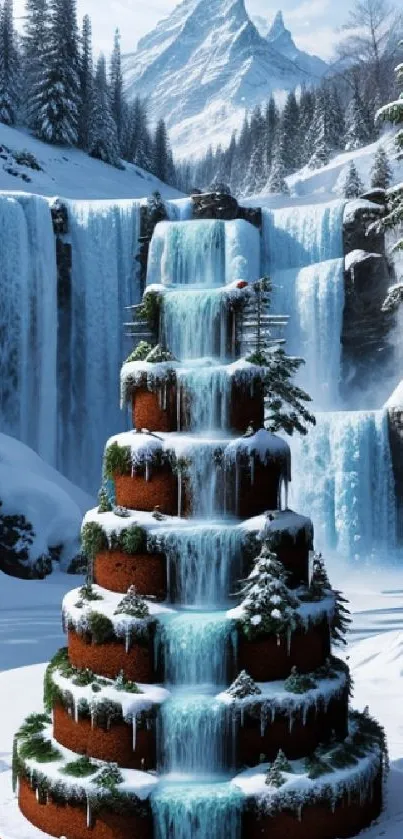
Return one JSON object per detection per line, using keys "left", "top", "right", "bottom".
{"left": 162, "top": 289, "right": 229, "bottom": 360}
{"left": 263, "top": 201, "right": 346, "bottom": 409}
{"left": 155, "top": 524, "right": 243, "bottom": 606}
{"left": 158, "top": 692, "right": 233, "bottom": 774}
{"left": 156, "top": 612, "right": 237, "bottom": 686}
{"left": 61, "top": 199, "right": 142, "bottom": 491}
{"left": 147, "top": 219, "right": 260, "bottom": 288}
{"left": 152, "top": 782, "right": 243, "bottom": 839}
{"left": 0, "top": 194, "right": 142, "bottom": 493}
{"left": 0, "top": 194, "right": 57, "bottom": 465}
{"left": 289, "top": 409, "right": 397, "bottom": 558}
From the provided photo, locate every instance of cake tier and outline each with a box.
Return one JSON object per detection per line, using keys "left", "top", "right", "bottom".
{"left": 15, "top": 719, "right": 156, "bottom": 839}
{"left": 84, "top": 509, "right": 314, "bottom": 602}
{"left": 46, "top": 649, "right": 170, "bottom": 770}
{"left": 218, "top": 659, "right": 349, "bottom": 764}
{"left": 106, "top": 429, "right": 290, "bottom": 518}
{"left": 63, "top": 586, "right": 175, "bottom": 682}
{"left": 231, "top": 595, "right": 335, "bottom": 681}
{"left": 53, "top": 704, "right": 156, "bottom": 770}
{"left": 94, "top": 551, "right": 167, "bottom": 598}
{"left": 236, "top": 711, "right": 385, "bottom": 839}
{"left": 122, "top": 359, "right": 265, "bottom": 434}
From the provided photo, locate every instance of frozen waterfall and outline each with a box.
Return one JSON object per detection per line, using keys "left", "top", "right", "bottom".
{"left": 263, "top": 201, "right": 345, "bottom": 408}
{"left": 59, "top": 199, "right": 142, "bottom": 491}
{"left": 0, "top": 195, "right": 142, "bottom": 493}
{"left": 152, "top": 782, "right": 243, "bottom": 839}
{"left": 0, "top": 194, "right": 57, "bottom": 465}
{"left": 147, "top": 219, "right": 260, "bottom": 287}
{"left": 288, "top": 409, "right": 396, "bottom": 558}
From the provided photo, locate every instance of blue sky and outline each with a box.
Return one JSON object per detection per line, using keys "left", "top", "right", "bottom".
{"left": 15, "top": 0, "right": 353, "bottom": 60}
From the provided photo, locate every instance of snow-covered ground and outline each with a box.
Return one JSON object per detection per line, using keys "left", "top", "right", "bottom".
{"left": 245, "top": 131, "right": 403, "bottom": 206}
{"left": 0, "top": 564, "right": 402, "bottom": 838}
{"left": 0, "top": 434, "right": 93, "bottom": 573}
{"left": 0, "top": 123, "right": 183, "bottom": 200}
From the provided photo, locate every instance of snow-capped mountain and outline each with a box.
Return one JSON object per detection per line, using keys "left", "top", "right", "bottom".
{"left": 122, "top": 0, "right": 328, "bottom": 158}
{"left": 265, "top": 11, "right": 327, "bottom": 79}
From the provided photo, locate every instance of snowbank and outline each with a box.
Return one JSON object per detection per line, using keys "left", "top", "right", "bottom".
{"left": 0, "top": 434, "right": 93, "bottom": 574}
{"left": 0, "top": 123, "right": 183, "bottom": 200}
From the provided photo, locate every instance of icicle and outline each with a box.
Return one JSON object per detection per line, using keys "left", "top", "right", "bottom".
{"left": 250, "top": 455, "right": 255, "bottom": 486}
{"left": 74, "top": 696, "right": 79, "bottom": 723}
{"left": 240, "top": 705, "right": 245, "bottom": 727}
{"left": 125, "top": 625, "right": 131, "bottom": 653}
{"left": 287, "top": 627, "right": 292, "bottom": 655}
{"left": 132, "top": 716, "right": 137, "bottom": 751}
{"left": 178, "top": 470, "right": 182, "bottom": 518}
{"left": 177, "top": 383, "right": 181, "bottom": 431}
{"left": 86, "top": 796, "right": 92, "bottom": 828}
{"left": 35, "top": 787, "right": 39, "bottom": 802}
{"left": 232, "top": 311, "right": 236, "bottom": 357}
{"left": 145, "top": 460, "right": 150, "bottom": 482}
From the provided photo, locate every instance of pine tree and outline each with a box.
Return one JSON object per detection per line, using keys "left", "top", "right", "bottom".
{"left": 299, "top": 86, "right": 316, "bottom": 166}
{"left": 0, "top": 0, "right": 19, "bottom": 125}
{"left": 278, "top": 90, "right": 300, "bottom": 173}
{"left": 344, "top": 86, "right": 371, "bottom": 151}
{"left": 88, "top": 54, "right": 119, "bottom": 165}
{"left": 265, "top": 749, "right": 291, "bottom": 787}
{"left": 110, "top": 28, "right": 123, "bottom": 148}
{"left": 77, "top": 14, "right": 93, "bottom": 149}
{"left": 328, "top": 86, "right": 345, "bottom": 151}
{"left": 22, "top": 0, "right": 48, "bottom": 130}
{"left": 309, "top": 552, "right": 331, "bottom": 599}
{"left": 264, "top": 95, "right": 279, "bottom": 173}
{"left": 342, "top": 160, "right": 364, "bottom": 198}
{"left": 266, "top": 141, "right": 289, "bottom": 194}
{"left": 371, "top": 146, "right": 392, "bottom": 189}
{"left": 33, "top": 0, "right": 80, "bottom": 145}
{"left": 97, "top": 486, "right": 112, "bottom": 513}
{"left": 152, "top": 118, "right": 171, "bottom": 183}
{"left": 238, "top": 544, "right": 298, "bottom": 639}
{"left": 114, "top": 586, "right": 149, "bottom": 618}
{"left": 226, "top": 671, "right": 262, "bottom": 699}
{"left": 308, "top": 89, "right": 334, "bottom": 169}
{"left": 244, "top": 106, "right": 266, "bottom": 194}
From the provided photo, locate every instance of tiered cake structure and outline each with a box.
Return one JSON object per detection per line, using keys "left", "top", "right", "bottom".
{"left": 13, "top": 218, "right": 387, "bottom": 839}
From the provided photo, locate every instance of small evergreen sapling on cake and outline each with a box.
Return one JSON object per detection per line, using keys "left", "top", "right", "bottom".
{"left": 309, "top": 553, "right": 351, "bottom": 645}
{"left": 238, "top": 544, "right": 298, "bottom": 639}
{"left": 265, "top": 749, "right": 292, "bottom": 787}
{"left": 284, "top": 666, "right": 317, "bottom": 694}
{"left": 114, "top": 586, "right": 150, "bottom": 619}
{"left": 98, "top": 486, "right": 112, "bottom": 513}
{"left": 226, "top": 671, "right": 262, "bottom": 699}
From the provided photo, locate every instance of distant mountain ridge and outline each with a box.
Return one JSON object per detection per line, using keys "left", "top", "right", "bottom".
{"left": 122, "top": 0, "right": 328, "bottom": 158}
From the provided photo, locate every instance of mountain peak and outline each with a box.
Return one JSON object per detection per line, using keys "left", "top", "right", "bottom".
{"left": 267, "top": 11, "right": 286, "bottom": 40}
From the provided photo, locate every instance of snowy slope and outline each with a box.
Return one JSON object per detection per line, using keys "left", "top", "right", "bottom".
{"left": 122, "top": 0, "right": 328, "bottom": 159}
{"left": 0, "top": 434, "right": 93, "bottom": 572}
{"left": 241, "top": 132, "right": 403, "bottom": 207}
{"left": 0, "top": 123, "right": 183, "bottom": 200}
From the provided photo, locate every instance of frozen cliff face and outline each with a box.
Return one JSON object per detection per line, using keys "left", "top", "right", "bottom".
{"left": 122, "top": 0, "right": 328, "bottom": 158}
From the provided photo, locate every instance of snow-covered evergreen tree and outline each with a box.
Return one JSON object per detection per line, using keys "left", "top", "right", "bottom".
{"left": 77, "top": 14, "right": 93, "bottom": 150}
{"left": 265, "top": 749, "right": 291, "bottom": 787}
{"left": 277, "top": 90, "right": 300, "bottom": 173}
{"left": 110, "top": 28, "right": 124, "bottom": 148}
{"left": 152, "top": 117, "right": 171, "bottom": 183}
{"left": 309, "top": 553, "right": 331, "bottom": 599}
{"left": 22, "top": 0, "right": 48, "bottom": 129}
{"left": 298, "top": 86, "right": 315, "bottom": 165}
{"left": 308, "top": 89, "right": 335, "bottom": 169}
{"left": 114, "top": 586, "right": 149, "bottom": 618}
{"left": 32, "top": 0, "right": 80, "bottom": 144}
{"left": 371, "top": 145, "right": 392, "bottom": 189}
{"left": 343, "top": 160, "right": 364, "bottom": 198}
{"left": 244, "top": 106, "right": 266, "bottom": 194}
{"left": 0, "top": 0, "right": 19, "bottom": 125}
{"left": 238, "top": 544, "right": 298, "bottom": 639}
{"left": 344, "top": 86, "right": 371, "bottom": 151}
{"left": 226, "top": 671, "right": 262, "bottom": 699}
{"left": 88, "top": 53, "right": 119, "bottom": 165}
{"left": 266, "top": 141, "right": 289, "bottom": 194}
{"left": 264, "top": 95, "right": 279, "bottom": 173}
